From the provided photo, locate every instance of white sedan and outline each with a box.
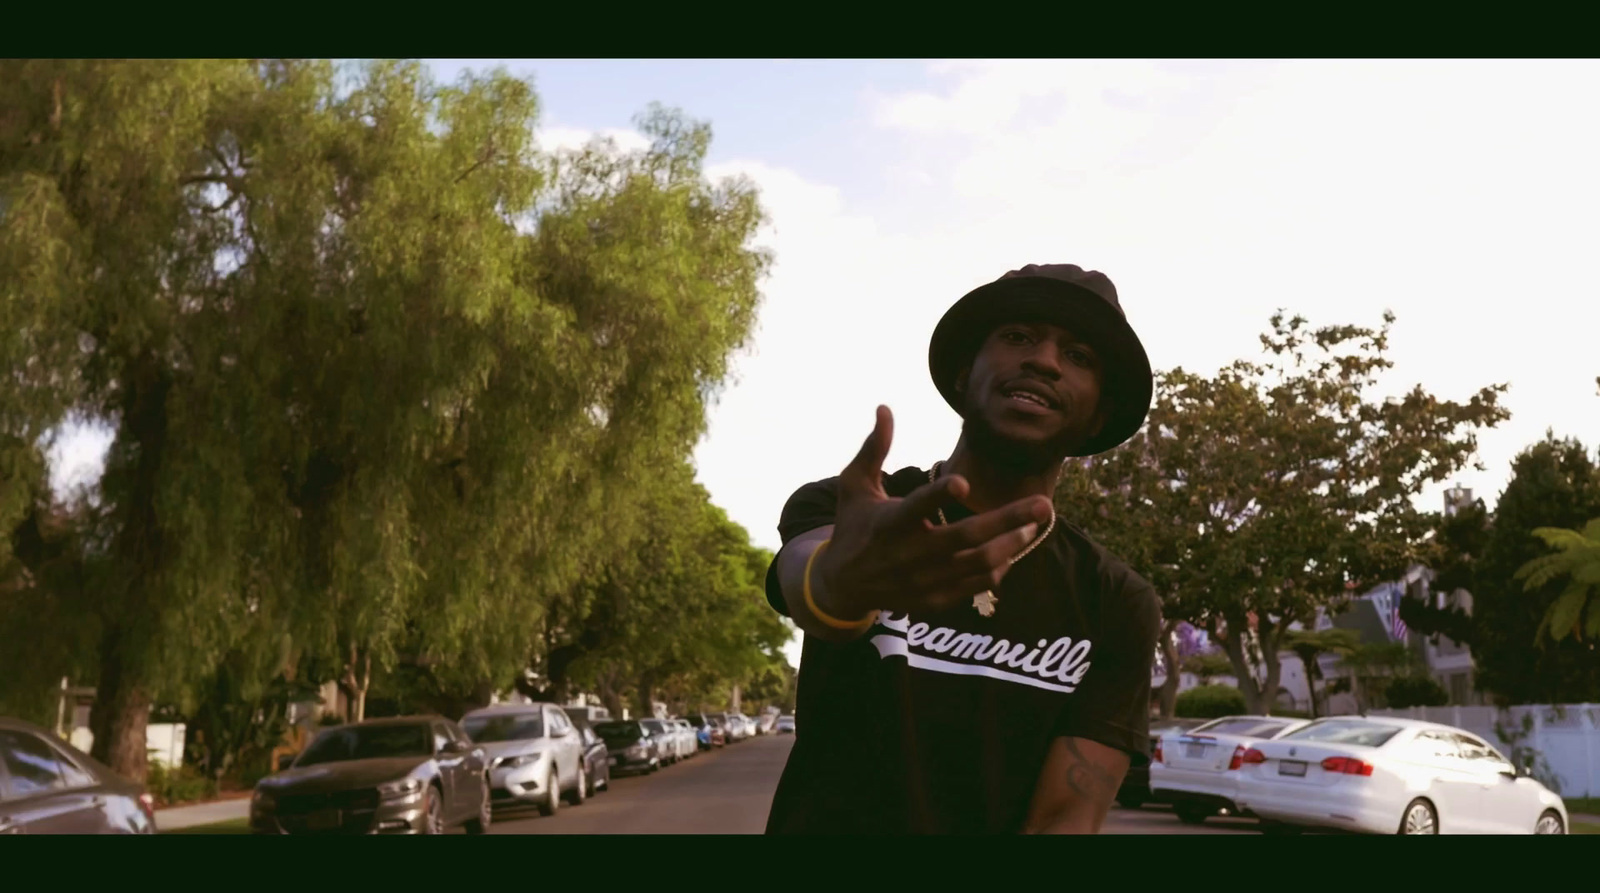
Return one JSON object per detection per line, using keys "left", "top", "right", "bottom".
{"left": 1233, "top": 715, "right": 1569, "bottom": 835}
{"left": 1149, "top": 714, "right": 1310, "bottom": 824}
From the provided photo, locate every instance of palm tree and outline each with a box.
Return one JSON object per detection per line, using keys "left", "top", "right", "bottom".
{"left": 1514, "top": 518, "right": 1600, "bottom": 647}
{"left": 1282, "top": 628, "right": 1360, "bottom": 717}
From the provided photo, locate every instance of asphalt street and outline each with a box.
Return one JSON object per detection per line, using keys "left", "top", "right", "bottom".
{"left": 487, "top": 733, "right": 1264, "bottom": 835}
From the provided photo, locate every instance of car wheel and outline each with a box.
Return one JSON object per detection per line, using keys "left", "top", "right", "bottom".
{"left": 1116, "top": 795, "right": 1145, "bottom": 810}
{"left": 1398, "top": 798, "right": 1438, "bottom": 835}
{"left": 422, "top": 785, "right": 445, "bottom": 835}
{"left": 538, "top": 770, "right": 560, "bottom": 818}
{"left": 583, "top": 763, "right": 597, "bottom": 798}
{"left": 1535, "top": 810, "right": 1565, "bottom": 835}
{"left": 465, "top": 777, "right": 492, "bottom": 834}
{"left": 571, "top": 766, "right": 588, "bottom": 805}
{"left": 1174, "top": 804, "right": 1213, "bottom": 825}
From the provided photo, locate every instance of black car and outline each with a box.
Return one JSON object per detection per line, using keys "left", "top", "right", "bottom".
{"left": 566, "top": 716, "right": 612, "bottom": 797}
{"left": 253, "top": 715, "right": 492, "bottom": 835}
{"left": 593, "top": 720, "right": 661, "bottom": 775}
{"left": 0, "top": 717, "right": 156, "bottom": 834}
{"left": 1117, "top": 718, "right": 1207, "bottom": 809}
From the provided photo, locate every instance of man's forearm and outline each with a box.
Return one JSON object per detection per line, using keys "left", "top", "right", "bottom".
{"left": 777, "top": 528, "right": 878, "bottom": 643}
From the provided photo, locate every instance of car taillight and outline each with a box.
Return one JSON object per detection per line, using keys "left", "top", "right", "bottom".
{"left": 1241, "top": 748, "right": 1267, "bottom": 765}
{"left": 1153, "top": 741, "right": 1164, "bottom": 764}
{"left": 1320, "top": 756, "right": 1374, "bottom": 776}
{"left": 1228, "top": 744, "right": 1246, "bottom": 770}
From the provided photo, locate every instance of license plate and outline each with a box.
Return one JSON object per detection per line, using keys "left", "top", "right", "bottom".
{"left": 1184, "top": 743, "right": 1206, "bottom": 759}
{"left": 1279, "top": 760, "right": 1308, "bottom": 777}
{"left": 306, "top": 809, "right": 342, "bottom": 830}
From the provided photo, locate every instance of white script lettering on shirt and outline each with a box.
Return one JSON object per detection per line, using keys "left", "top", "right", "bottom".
{"left": 878, "top": 611, "right": 1092, "bottom": 688}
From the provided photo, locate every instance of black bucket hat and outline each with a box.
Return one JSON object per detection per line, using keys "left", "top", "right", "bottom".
{"left": 928, "top": 263, "right": 1153, "bottom": 457}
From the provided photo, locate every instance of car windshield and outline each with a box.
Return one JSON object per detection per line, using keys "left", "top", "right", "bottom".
{"left": 595, "top": 721, "right": 642, "bottom": 741}
{"left": 461, "top": 714, "right": 544, "bottom": 743}
{"left": 297, "top": 724, "right": 432, "bottom": 766}
{"left": 708, "top": 717, "right": 726, "bottom": 727}
{"left": 1281, "top": 719, "right": 1403, "bottom": 748}
{"left": 1195, "top": 718, "right": 1293, "bottom": 738}
{"left": 640, "top": 720, "right": 666, "bottom": 734}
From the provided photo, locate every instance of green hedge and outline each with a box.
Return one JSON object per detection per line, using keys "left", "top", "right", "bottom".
{"left": 1386, "top": 676, "right": 1449, "bottom": 709}
{"left": 1175, "top": 684, "right": 1248, "bottom": 719}
{"left": 147, "top": 761, "right": 217, "bottom": 807}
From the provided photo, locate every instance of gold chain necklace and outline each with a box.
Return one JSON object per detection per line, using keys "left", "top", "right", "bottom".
{"left": 928, "top": 461, "right": 1056, "bottom": 618}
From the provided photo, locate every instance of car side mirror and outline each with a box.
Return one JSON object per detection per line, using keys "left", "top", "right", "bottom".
{"left": 1498, "top": 768, "right": 1518, "bottom": 781}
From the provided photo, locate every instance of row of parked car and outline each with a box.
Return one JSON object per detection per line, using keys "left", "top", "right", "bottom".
{"left": 0, "top": 703, "right": 797, "bottom": 835}
{"left": 246, "top": 703, "right": 789, "bottom": 834}
{"left": 1119, "top": 713, "right": 1571, "bottom": 835}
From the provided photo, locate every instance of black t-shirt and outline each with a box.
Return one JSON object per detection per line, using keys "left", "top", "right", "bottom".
{"left": 763, "top": 466, "right": 1161, "bottom": 835}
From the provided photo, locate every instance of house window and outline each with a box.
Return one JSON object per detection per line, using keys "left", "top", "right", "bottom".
{"left": 1448, "top": 673, "right": 1470, "bottom": 705}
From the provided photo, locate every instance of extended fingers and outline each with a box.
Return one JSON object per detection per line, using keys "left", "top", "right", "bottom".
{"left": 929, "top": 495, "right": 1053, "bottom": 549}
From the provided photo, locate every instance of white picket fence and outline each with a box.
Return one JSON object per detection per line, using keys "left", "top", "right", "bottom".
{"left": 1366, "top": 704, "right": 1600, "bottom": 798}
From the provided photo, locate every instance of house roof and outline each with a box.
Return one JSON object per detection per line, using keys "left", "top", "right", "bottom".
{"left": 1330, "top": 598, "right": 1394, "bottom": 646}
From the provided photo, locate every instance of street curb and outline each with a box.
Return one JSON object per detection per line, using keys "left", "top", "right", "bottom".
{"left": 156, "top": 797, "right": 251, "bottom": 831}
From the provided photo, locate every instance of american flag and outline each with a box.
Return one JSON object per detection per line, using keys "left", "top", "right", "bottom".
{"left": 1390, "top": 594, "right": 1408, "bottom": 642}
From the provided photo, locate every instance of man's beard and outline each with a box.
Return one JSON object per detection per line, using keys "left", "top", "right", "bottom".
{"left": 959, "top": 399, "right": 1084, "bottom": 476}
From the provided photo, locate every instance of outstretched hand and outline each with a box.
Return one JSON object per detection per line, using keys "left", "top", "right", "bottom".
{"left": 814, "top": 406, "right": 1055, "bottom": 619}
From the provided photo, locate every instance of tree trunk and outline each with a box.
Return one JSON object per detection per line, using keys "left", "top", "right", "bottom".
{"left": 1297, "top": 650, "right": 1325, "bottom": 718}
{"left": 1157, "top": 620, "right": 1181, "bottom": 719}
{"left": 730, "top": 683, "right": 742, "bottom": 714}
{"left": 89, "top": 628, "right": 153, "bottom": 782}
{"left": 597, "top": 666, "right": 625, "bottom": 719}
{"left": 1212, "top": 615, "right": 1268, "bottom": 714}
{"left": 635, "top": 674, "right": 657, "bottom": 719}
{"left": 338, "top": 646, "right": 371, "bottom": 723}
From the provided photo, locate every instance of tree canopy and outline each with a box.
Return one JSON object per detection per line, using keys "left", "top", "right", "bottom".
{"left": 0, "top": 59, "right": 776, "bottom": 779}
{"left": 1404, "top": 435, "right": 1600, "bottom": 704}
{"left": 1059, "top": 311, "right": 1507, "bottom": 713}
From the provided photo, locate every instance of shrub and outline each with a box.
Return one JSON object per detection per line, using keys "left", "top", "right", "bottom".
{"left": 1175, "top": 684, "right": 1248, "bottom": 719}
{"left": 146, "top": 760, "right": 218, "bottom": 807}
{"left": 1386, "top": 675, "right": 1449, "bottom": 709}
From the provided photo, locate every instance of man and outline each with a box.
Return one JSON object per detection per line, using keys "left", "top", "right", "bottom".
{"left": 763, "top": 264, "right": 1162, "bottom": 834}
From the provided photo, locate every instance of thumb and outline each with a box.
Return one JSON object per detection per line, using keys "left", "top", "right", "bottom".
{"left": 841, "top": 405, "right": 893, "bottom": 495}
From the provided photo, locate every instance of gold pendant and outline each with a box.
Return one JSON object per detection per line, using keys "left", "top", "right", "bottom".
{"left": 973, "top": 591, "right": 998, "bottom": 617}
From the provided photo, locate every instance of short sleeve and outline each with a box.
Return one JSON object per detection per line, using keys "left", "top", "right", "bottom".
{"left": 1051, "top": 583, "right": 1162, "bottom": 766}
{"left": 763, "top": 477, "right": 842, "bottom": 617}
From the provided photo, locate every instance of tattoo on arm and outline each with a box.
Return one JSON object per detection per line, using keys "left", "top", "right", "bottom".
{"left": 1060, "top": 738, "right": 1119, "bottom": 802}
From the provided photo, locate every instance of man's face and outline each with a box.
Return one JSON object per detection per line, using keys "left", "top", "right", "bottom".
{"left": 956, "top": 320, "right": 1108, "bottom": 472}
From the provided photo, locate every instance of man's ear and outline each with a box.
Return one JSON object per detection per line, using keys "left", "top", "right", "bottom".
{"left": 1088, "top": 396, "right": 1111, "bottom": 439}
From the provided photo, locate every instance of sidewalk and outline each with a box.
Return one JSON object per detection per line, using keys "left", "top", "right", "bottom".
{"left": 155, "top": 795, "right": 251, "bottom": 831}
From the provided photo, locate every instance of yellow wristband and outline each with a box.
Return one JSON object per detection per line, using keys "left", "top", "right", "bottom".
{"left": 803, "top": 539, "right": 877, "bottom": 631}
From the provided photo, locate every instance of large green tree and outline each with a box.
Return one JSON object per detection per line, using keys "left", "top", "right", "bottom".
{"left": 0, "top": 60, "right": 768, "bottom": 779}
{"left": 1403, "top": 436, "right": 1600, "bottom": 704}
{"left": 543, "top": 461, "right": 790, "bottom": 718}
{"left": 1059, "top": 311, "right": 1507, "bottom": 714}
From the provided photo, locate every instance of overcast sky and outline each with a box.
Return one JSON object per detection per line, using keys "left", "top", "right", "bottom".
{"left": 48, "top": 60, "right": 1600, "bottom": 669}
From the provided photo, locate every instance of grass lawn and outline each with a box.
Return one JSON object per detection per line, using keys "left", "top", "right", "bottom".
{"left": 163, "top": 817, "right": 250, "bottom": 835}
{"left": 1564, "top": 797, "right": 1600, "bottom": 815}
{"left": 1573, "top": 822, "right": 1600, "bottom": 836}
